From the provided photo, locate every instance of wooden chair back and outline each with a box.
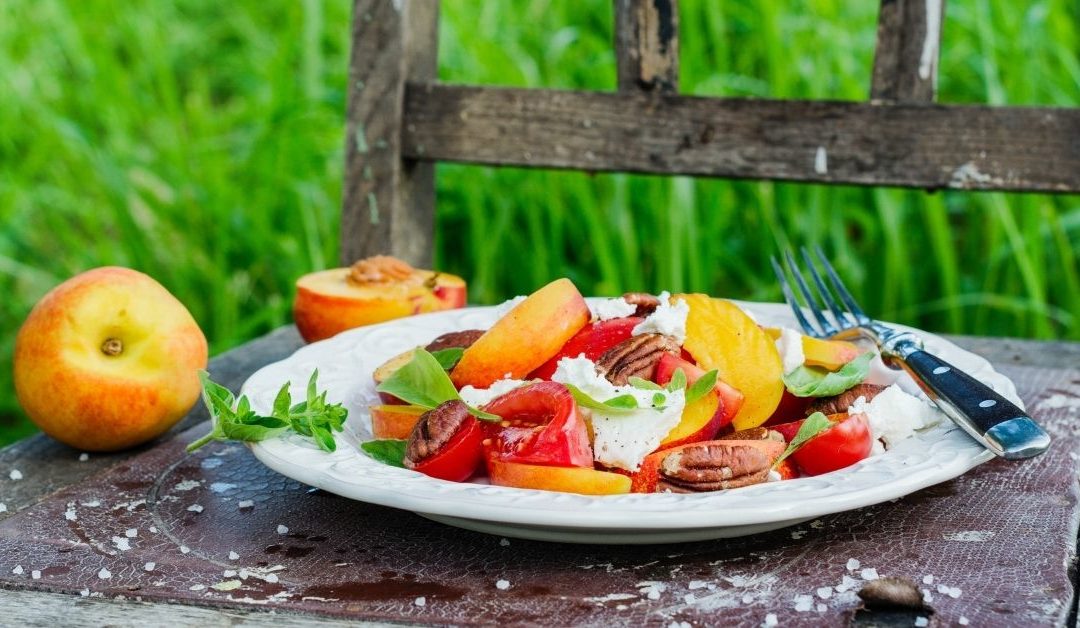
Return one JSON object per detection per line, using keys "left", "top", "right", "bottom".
{"left": 342, "top": 0, "right": 1080, "bottom": 266}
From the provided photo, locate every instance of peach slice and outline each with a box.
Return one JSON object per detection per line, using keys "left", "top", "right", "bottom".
{"left": 678, "top": 295, "right": 784, "bottom": 431}
{"left": 369, "top": 404, "right": 427, "bottom": 439}
{"left": 487, "top": 459, "right": 631, "bottom": 495}
{"left": 763, "top": 328, "right": 860, "bottom": 371}
{"left": 451, "top": 278, "right": 590, "bottom": 389}
{"left": 654, "top": 353, "right": 745, "bottom": 449}
{"left": 293, "top": 258, "right": 466, "bottom": 343}
{"left": 372, "top": 348, "right": 418, "bottom": 404}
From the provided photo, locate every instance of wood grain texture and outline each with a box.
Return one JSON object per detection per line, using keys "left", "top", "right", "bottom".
{"left": 871, "top": 0, "right": 946, "bottom": 102}
{"left": 341, "top": 0, "right": 438, "bottom": 267}
{"left": 613, "top": 0, "right": 679, "bottom": 93}
{"left": 401, "top": 84, "right": 1080, "bottom": 192}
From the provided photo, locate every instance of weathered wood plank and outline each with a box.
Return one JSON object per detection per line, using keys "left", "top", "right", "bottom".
{"left": 401, "top": 84, "right": 1080, "bottom": 192}
{"left": 613, "top": 0, "right": 679, "bottom": 93}
{"left": 871, "top": 0, "right": 945, "bottom": 102}
{"left": 341, "top": 0, "right": 439, "bottom": 267}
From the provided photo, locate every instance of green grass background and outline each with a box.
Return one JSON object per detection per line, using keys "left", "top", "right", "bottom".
{"left": 1, "top": 0, "right": 1077, "bottom": 445}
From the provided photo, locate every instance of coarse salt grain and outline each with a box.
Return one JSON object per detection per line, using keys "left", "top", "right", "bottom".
{"left": 948, "top": 587, "right": 962, "bottom": 598}
{"left": 112, "top": 536, "right": 131, "bottom": 551}
{"left": 496, "top": 579, "right": 511, "bottom": 590}
{"left": 922, "top": 574, "right": 934, "bottom": 584}
{"left": 0, "top": 503, "right": 6, "bottom": 512}
{"left": 742, "top": 594, "right": 754, "bottom": 604}
{"left": 794, "top": 594, "right": 814, "bottom": 612}
{"left": 223, "top": 570, "right": 237, "bottom": 578}
{"left": 187, "top": 504, "right": 204, "bottom": 513}
{"left": 816, "top": 586, "right": 832, "bottom": 599}
{"left": 64, "top": 505, "right": 77, "bottom": 521}
{"left": 914, "top": 617, "right": 928, "bottom": 627}
{"left": 238, "top": 500, "right": 254, "bottom": 509}
{"left": 228, "top": 551, "right": 239, "bottom": 560}
{"left": 190, "top": 584, "right": 205, "bottom": 591}
{"left": 415, "top": 596, "right": 426, "bottom": 607}
{"left": 180, "top": 545, "right": 191, "bottom": 554}
{"left": 149, "top": 526, "right": 158, "bottom": 533}
{"left": 276, "top": 524, "right": 289, "bottom": 534}
{"left": 817, "top": 603, "right": 827, "bottom": 612}
{"left": 265, "top": 573, "right": 279, "bottom": 583}
{"left": 98, "top": 568, "right": 112, "bottom": 579}
{"left": 683, "top": 593, "right": 696, "bottom": 605}
{"left": 12, "top": 566, "right": 23, "bottom": 575}
{"left": 125, "top": 528, "right": 137, "bottom": 538}
{"left": 31, "top": 570, "right": 40, "bottom": 580}
{"left": 860, "top": 567, "right": 879, "bottom": 580}
{"left": 144, "top": 562, "right": 156, "bottom": 572}
{"left": 499, "top": 538, "right": 510, "bottom": 547}
{"left": 79, "top": 589, "right": 89, "bottom": 597}
{"left": 846, "top": 558, "right": 860, "bottom": 571}
{"left": 9, "top": 469, "right": 23, "bottom": 481}
{"left": 688, "top": 580, "right": 709, "bottom": 590}
{"left": 959, "top": 617, "right": 970, "bottom": 626}
{"left": 764, "top": 613, "right": 778, "bottom": 627}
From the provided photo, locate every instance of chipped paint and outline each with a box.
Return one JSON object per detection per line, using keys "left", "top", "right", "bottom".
{"left": 919, "top": 0, "right": 942, "bottom": 80}
{"left": 949, "top": 162, "right": 996, "bottom": 188}
{"left": 368, "top": 192, "right": 380, "bottom": 225}
{"left": 354, "top": 127, "right": 369, "bottom": 154}
{"left": 814, "top": 146, "right": 828, "bottom": 174}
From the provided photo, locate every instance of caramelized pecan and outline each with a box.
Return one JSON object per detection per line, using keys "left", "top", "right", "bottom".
{"left": 404, "top": 400, "right": 471, "bottom": 468}
{"left": 719, "top": 427, "right": 786, "bottom": 444}
{"left": 595, "top": 333, "right": 681, "bottom": 385}
{"left": 424, "top": 330, "right": 485, "bottom": 353}
{"left": 656, "top": 443, "right": 772, "bottom": 492}
{"left": 621, "top": 292, "right": 661, "bottom": 317}
{"left": 806, "top": 383, "right": 887, "bottom": 417}
{"left": 348, "top": 255, "right": 416, "bottom": 285}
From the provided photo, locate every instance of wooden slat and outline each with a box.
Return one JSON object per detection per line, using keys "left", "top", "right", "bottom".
{"left": 341, "top": 0, "right": 439, "bottom": 267}
{"left": 871, "top": 0, "right": 946, "bottom": 102}
{"left": 613, "top": 0, "right": 678, "bottom": 93}
{"left": 401, "top": 84, "right": 1080, "bottom": 193}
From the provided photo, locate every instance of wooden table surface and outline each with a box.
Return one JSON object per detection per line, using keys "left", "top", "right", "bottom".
{"left": 1, "top": 326, "right": 1077, "bottom": 627}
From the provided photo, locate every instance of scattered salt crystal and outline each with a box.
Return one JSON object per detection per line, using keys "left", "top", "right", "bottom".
{"left": 846, "top": 558, "right": 860, "bottom": 571}
{"left": 616, "top": 604, "right": 628, "bottom": 610}
{"left": 98, "top": 567, "right": 112, "bottom": 579}
{"left": 860, "top": 568, "right": 879, "bottom": 580}
{"left": 144, "top": 562, "right": 156, "bottom": 572}
{"left": 499, "top": 538, "right": 510, "bottom": 547}
{"left": 415, "top": 596, "right": 426, "bottom": 607}
{"left": 816, "top": 586, "right": 832, "bottom": 599}
{"left": 764, "top": 613, "right": 778, "bottom": 626}
{"left": 187, "top": 504, "right": 204, "bottom": 513}
{"left": 688, "top": 580, "right": 709, "bottom": 590}
{"left": 111, "top": 536, "right": 131, "bottom": 551}
{"left": 223, "top": 569, "right": 237, "bottom": 578}
{"left": 64, "top": 504, "right": 77, "bottom": 521}
{"left": 742, "top": 594, "right": 754, "bottom": 604}
{"left": 82, "top": 500, "right": 101, "bottom": 507}
{"left": 794, "top": 594, "right": 814, "bottom": 612}
{"left": 31, "top": 570, "right": 40, "bottom": 580}
{"left": 228, "top": 551, "right": 239, "bottom": 560}
{"left": 238, "top": 500, "right": 254, "bottom": 509}
{"left": 668, "top": 622, "right": 691, "bottom": 628}
{"left": 959, "top": 617, "right": 970, "bottom": 626}
{"left": 790, "top": 530, "right": 807, "bottom": 540}
{"left": 148, "top": 526, "right": 158, "bottom": 533}
{"left": 264, "top": 573, "right": 279, "bottom": 583}
{"left": 937, "top": 584, "right": 949, "bottom": 594}
{"left": 496, "top": 579, "right": 511, "bottom": 590}
{"left": 835, "top": 575, "right": 860, "bottom": 593}
{"left": 173, "top": 480, "right": 201, "bottom": 491}
{"left": 189, "top": 584, "right": 205, "bottom": 591}
{"left": 914, "top": 617, "right": 928, "bottom": 627}
{"left": 922, "top": 574, "right": 934, "bottom": 584}
{"left": 276, "top": 524, "right": 289, "bottom": 534}
{"left": 683, "top": 593, "right": 696, "bottom": 605}
{"left": 817, "top": 603, "right": 826, "bottom": 612}
{"left": 125, "top": 528, "right": 137, "bottom": 538}
{"left": 810, "top": 520, "right": 824, "bottom": 529}
{"left": 0, "top": 503, "right": 6, "bottom": 513}
{"left": 9, "top": 469, "right": 23, "bottom": 481}
{"left": 79, "top": 589, "right": 89, "bottom": 597}
{"left": 78, "top": 453, "right": 89, "bottom": 462}
{"left": 180, "top": 545, "right": 191, "bottom": 554}
{"left": 211, "top": 580, "right": 241, "bottom": 591}
{"left": 948, "top": 586, "right": 962, "bottom": 598}
{"left": 12, "top": 565, "right": 23, "bottom": 575}
{"left": 922, "top": 589, "right": 933, "bottom": 603}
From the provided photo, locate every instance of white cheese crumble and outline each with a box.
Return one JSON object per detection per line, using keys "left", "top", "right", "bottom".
{"left": 849, "top": 385, "right": 945, "bottom": 449}
{"left": 494, "top": 296, "right": 527, "bottom": 318}
{"left": 458, "top": 378, "right": 528, "bottom": 408}
{"left": 590, "top": 297, "right": 637, "bottom": 321}
{"left": 551, "top": 356, "right": 685, "bottom": 471}
{"left": 775, "top": 327, "right": 806, "bottom": 375}
{"left": 631, "top": 291, "right": 689, "bottom": 344}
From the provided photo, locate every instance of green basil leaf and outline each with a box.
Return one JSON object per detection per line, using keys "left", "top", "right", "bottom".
{"left": 652, "top": 392, "right": 667, "bottom": 407}
{"left": 199, "top": 370, "right": 235, "bottom": 408}
{"left": 564, "top": 384, "right": 638, "bottom": 415}
{"left": 430, "top": 347, "right": 465, "bottom": 371}
{"left": 375, "top": 348, "right": 461, "bottom": 409}
{"left": 774, "top": 412, "right": 833, "bottom": 466}
{"left": 782, "top": 352, "right": 874, "bottom": 398}
{"left": 361, "top": 439, "right": 408, "bottom": 468}
{"left": 271, "top": 382, "right": 292, "bottom": 418}
{"left": 628, "top": 377, "right": 663, "bottom": 391}
{"left": 603, "top": 394, "right": 639, "bottom": 409}
{"left": 220, "top": 420, "right": 288, "bottom": 442}
{"left": 311, "top": 426, "right": 337, "bottom": 452}
{"left": 466, "top": 406, "right": 503, "bottom": 423}
{"left": 684, "top": 369, "right": 719, "bottom": 405}
{"left": 666, "top": 368, "right": 687, "bottom": 393}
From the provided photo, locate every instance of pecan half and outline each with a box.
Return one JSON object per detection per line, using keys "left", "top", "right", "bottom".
{"left": 595, "top": 333, "right": 681, "bottom": 385}
{"left": 806, "top": 383, "right": 887, "bottom": 417}
{"left": 404, "top": 400, "right": 471, "bottom": 468}
{"left": 348, "top": 255, "right": 416, "bottom": 285}
{"left": 719, "top": 427, "right": 785, "bottom": 444}
{"left": 424, "top": 330, "right": 484, "bottom": 353}
{"left": 656, "top": 443, "right": 772, "bottom": 492}
{"left": 621, "top": 292, "right": 661, "bottom": 317}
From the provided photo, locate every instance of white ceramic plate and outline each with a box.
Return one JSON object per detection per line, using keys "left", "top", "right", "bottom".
{"left": 245, "top": 301, "right": 1015, "bottom": 544}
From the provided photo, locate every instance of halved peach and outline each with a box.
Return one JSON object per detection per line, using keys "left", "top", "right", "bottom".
{"left": 678, "top": 295, "right": 784, "bottom": 432}
{"left": 372, "top": 348, "right": 417, "bottom": 404}
{"left": 369, "top": 404, "right": 427, "bottom": 439}
{"left": 487, "top": 459, "right": 631, "bottom": 495}
{"left": 451, "top": 278, "right": 589, "bottom": 389}
{"left": 293, "top": 260, "right": 467, "bottom": 343}
{"left": 763, "top": 328, "right": 860, "bottom": 371}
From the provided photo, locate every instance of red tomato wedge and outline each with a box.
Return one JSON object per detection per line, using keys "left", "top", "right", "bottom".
{"left": 408, "top": 415, "right": 484, "bottom": 482}
{"left": 482, "top": 381, "right": 593, "bottom": 468}
{"left": 529, "top": 317, "right": 642, "bottom": 380}
{"left": 771, "top": 412, "right": 872, "bottom": 476}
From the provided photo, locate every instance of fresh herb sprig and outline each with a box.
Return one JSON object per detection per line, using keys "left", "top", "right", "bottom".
{"left": 187, "top": 370, "right": 348, "bottom": 453}
{"left": 375, "top": 348, "right": 501, "bottom": 422}
{"left": 782, "top": 352, "right": 874, "bottom": 398}
{"left": 565, "top": 367, "right": 720, "bottom": 414}
{"left": 773, "top": 412, "right": 832, "bottom": 467}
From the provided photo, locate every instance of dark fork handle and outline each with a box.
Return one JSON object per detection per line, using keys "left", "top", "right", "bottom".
{"left": 895, "top": 346, "right": 1051, "bottom": 459}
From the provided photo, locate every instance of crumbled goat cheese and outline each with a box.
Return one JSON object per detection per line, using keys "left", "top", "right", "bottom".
{"left": 631, "top": 291, "right": 689, "bottom": 344}
{"left": 959, "top": 617, "right": 969, "bottom": 625}
{"left": 816, "top": 586, "right": 833, "bottom": 599}
{"left": 458, "top": 378, "right": 528, "bottom": 408}
{"left": 849, "top": 385, "right": 945, "bottom": 449}
{"left": 494, "top": 296, "right": 527, "bottom": 318}
{"left": 775, "top": 327, "right": 806, "bottom": 375}
{"left": 590, "top": 297, "right": 637, "bottom": 321}
{"left": 552, "top": 355, "right": 684, "bottom": 471}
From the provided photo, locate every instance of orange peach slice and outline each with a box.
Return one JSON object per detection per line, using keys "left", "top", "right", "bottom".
{"left": 487, "top": 459, "right": 631, "bottom": 495}
{"left": 451, "top": 278, "right": 589, "bottom": 389}
{"left": 763, "top": 328, "right": 860, "bottom": 371}
{"left": 294, "top": 266, "right": 466, "bottom": 343}
{"left": 678, "top": 295, "right": 784, "bottom": 431}
{"left": 369, "top": 404, "right": 427, "bottom": 439}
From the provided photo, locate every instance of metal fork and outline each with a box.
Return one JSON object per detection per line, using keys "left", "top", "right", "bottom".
{"left": 772, "top": 246, "right": 1051, "bottom": 460}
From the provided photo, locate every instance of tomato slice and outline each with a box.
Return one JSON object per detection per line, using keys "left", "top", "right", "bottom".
{"left": 771, "top": 412, "right": 872, "bottom": 476}
{"left": 409, "top": 416, "right": 484, "bottom": 482}
{"left": 529, "top": 317, "right": 642, "bottom": 380}
{"left": 482, "top": 381, "right": 593, "bottom": 468}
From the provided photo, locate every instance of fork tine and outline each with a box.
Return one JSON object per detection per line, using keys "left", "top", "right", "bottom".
{"left": 813, "top": 245, "right": 872, "bottom": 325}
{"left": 770, "top": 255, "right": 819, "bottom": 336}
{"left": 783, "top": 249, "right": 838, "bottom": 336}
{"left": 800, "top": 247, "right": 851, "bottom": 330}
